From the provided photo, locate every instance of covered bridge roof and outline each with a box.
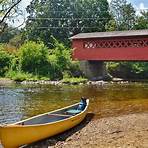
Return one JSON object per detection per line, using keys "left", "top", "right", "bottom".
{"left": 70, "top": 29, "right": 148, "bottom": 39}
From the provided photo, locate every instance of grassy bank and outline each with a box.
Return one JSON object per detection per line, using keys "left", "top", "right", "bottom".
{"left": 0, "top": 40, "right": 82, "bottom": 82}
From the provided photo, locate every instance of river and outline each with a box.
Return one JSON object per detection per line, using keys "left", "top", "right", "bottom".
{"left": 0, "top": 82, "right": 148, "bottom": 124}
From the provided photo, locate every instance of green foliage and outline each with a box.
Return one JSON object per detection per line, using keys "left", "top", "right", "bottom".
{"left": 0, "top": 44, "right": 12, "bottom": 76}
{"left": 62, "top": 77, "right": 88, "bottom": 84}
{"left": 110, "top": 0, "right": 136, "bottom": 30}
{"left": 3, "top": 39, "right": 81, "bottom": 81}
{"left": 18, "top": 41, "right": 50, "bottom": 76}
{"left": 0, "top": 27, "right": 19, "bottom": 43}
{"left": 105, "top": 19, "right": 117, "bottom": 31}
{"left": 134, "top": 11, "right": 148, "bottom": 30}
{"left": 48, "top": 38, "right": 81, "bottom": 79}
{"left": 2, "top": 0, "right": 148, "bottom": 83}
{"left": 52, "top": 38, "right": 71, "bottom": 71}
{"left": 9, "top": 33, "right": 24, "bottom": 48}
{"left": 68, "top": 61, "right": 81, "bottom": 77}
{"left": 6, "top": 71, "right": 34, "bottom": 82}
{"left": 25, "top": 0, "right": 111, "bottom": 46}
{"left": 6, "top": 70, "right": 50, "bottom": 81}
{"left": 107, "top": 62, "right": 148, "bottom": 79}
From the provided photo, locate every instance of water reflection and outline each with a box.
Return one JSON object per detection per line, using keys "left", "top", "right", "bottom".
{"left": 0, "top": 83, "right": 148, "bottom": 124}
{"left": 0, "top": 86, "right": 25, "bottom": 124}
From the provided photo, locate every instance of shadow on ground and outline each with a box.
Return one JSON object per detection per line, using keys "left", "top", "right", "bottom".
{"left": 25, "top": 113, "right": 94, "bottom": 148}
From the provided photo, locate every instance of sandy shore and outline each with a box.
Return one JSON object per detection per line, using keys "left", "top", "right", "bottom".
{"left": 26, "top": 113, "right": 148, "bottom": 148}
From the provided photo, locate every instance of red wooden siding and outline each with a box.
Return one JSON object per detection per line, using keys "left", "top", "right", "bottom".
{"left": 72, "top": 37, "right": 148, "bottom": 61}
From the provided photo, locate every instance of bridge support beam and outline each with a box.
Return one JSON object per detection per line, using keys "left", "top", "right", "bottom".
{"left": 80, "top": 61, "right": 110, "bottom": 81}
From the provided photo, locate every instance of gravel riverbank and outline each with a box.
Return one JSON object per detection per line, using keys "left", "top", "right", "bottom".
{"left": 26, "top": 113, "right": 148, "bottom": 148}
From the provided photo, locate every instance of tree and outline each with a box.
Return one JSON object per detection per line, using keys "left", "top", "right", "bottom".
{"left": 110, "top": 0, "right": 136, "bottom": 30}
{"left": 134, "top": 11, "right": 148, "bottom": 29}
{"left": 25, "top": 0, "right": 111, "bottom": 46}
{"left": 105, "top": 17, "right": 117, "bottom": 31}
{"left": 0, "top": 0, "right": 23, "bottom": 34}
{"left": 0, "top": 26, "right": 20, "bottom": 43}
{"left": 18, "top": 41, "right": 50, "bottom": 76}
{"left": 0, "top": 44, "right": 12, "bottom": 76}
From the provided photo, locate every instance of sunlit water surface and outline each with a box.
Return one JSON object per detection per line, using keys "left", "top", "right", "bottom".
{"left": 0, "top": 83, "right": 148, "bottom": 124}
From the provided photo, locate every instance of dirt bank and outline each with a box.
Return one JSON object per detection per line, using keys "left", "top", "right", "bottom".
{"left": 26, "top": 113, "right": 148, "bottom": 148}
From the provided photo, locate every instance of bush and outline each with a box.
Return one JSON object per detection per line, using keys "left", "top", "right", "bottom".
{"left": 52, "top": 38, "right": 71, "bottom": 71}
{"left": 0, "top": 39, "right": 82, "bottom": 81}
{"left": 18, "top": 41, "right": 50, "bottom": 76}
{"left": 0, "top": 44, "right": 12, "bottom": 76}
{"left": 48, "top": 38, "right": 81, "bottom": 79}
{"left": 62, "top": 77, "right": 88, "bottom": 84}
{"left": 48, "top": 55, "right": 63, "bottom": 80}
{"left": 6, "top": 71, "right": 32, "bottom": 81}
{"left": 6, "top": 70, "right": 50, "bottom": 81}
{"left": 107, "top": 62, "right": 148, "bottom": 79}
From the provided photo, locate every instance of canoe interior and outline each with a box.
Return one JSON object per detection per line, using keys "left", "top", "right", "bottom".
{"left": 17, "top": 104, "right": 81, "bottom": 125}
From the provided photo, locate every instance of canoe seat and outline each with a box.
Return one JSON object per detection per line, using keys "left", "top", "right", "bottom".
{"left": 66, "top": 98, "right": 86, "bottom": 115}
{"left": 66, "top": 109, "right": 81, "bottom": 114}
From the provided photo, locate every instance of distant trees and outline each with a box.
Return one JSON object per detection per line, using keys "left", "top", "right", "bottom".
{"left": 0, "top": 27, "right": 20, "bottom": 43}
{"left": 1, "top": 0, "right": 148, "bottom": 45}
{"left": 25, "top": 0, "right": 111, "bottom": 46}
{"left": 110, "top": 0, "right": 136, "bottom": 30}
{"left": 134, "top": 11, "right": 148, "bottom": 29}
{"left": 107, "top": 62, "right": 148, "bottom": 79}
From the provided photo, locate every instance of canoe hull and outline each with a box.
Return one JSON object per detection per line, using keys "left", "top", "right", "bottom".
{"left": 0, "top": 100, "right": 89, "bottom": 148}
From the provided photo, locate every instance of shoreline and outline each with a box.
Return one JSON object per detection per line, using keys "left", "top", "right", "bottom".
{"left": 26, "top": 112, "right": 148, "bottom": 148}
{"left": 0, "top": 78, "right": 148, "bottom": 86}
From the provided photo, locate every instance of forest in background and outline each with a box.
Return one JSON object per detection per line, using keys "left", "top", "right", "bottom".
{"left": 1, "top": 0, "right": 148, "bottom": 81}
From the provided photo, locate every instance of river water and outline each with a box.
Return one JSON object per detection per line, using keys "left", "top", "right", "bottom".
{"left": 0, "top": 82, "right": 148, "bottom": 124}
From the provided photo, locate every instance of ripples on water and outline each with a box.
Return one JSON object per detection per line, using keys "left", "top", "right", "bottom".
{"left": 0, "top": 83, "right": 148, "bottom": 124}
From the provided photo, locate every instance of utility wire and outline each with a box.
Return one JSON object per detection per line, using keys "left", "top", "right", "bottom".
{"left": 28, "top": 17, "right": 111, "bottom": 20}
{"left": 35, "top": 27, "right": 100, "bottom": 29}
{"left": 28, "top": 17, "right": 148, "bottom": 20}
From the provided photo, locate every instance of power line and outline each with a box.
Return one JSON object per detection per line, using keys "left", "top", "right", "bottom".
{"left": 25, "top": 9, "right": 148, "bottom": 13}
{"left": 28, "top": 17, "right": 111, "bottom": 20}
{"left": 27, "top": 17, "right": 148, "bottom": 21}
{"left": 2, "top": 7, "right": 147, "bottom": 14}
{"left": 35, "top": 27, "right": 100, "bottom": 29}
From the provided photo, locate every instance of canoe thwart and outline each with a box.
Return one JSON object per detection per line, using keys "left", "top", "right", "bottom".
{"left": 48, "top": 113, "right": 72, "bottom": 117}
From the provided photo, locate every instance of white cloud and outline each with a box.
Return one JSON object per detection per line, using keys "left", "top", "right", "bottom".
{"left": 135, "top": 2, "right": 148, "bottom": 15}
{"left": 20, "top": 0, "right": 31, "bottom": 9}
{"left": 107, "top": 0, "right": 112, "bottom": 4}
{"left": 139, "top": 2, "right": 145, "bottom": 9}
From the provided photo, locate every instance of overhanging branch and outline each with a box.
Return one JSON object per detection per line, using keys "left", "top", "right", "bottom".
{"left": 0, "top": 0, "right": 22, "bottom": 24}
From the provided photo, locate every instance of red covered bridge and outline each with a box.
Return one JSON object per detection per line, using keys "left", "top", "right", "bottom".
{"left": 71, "top": 30, "right": 148, "bottom": 80}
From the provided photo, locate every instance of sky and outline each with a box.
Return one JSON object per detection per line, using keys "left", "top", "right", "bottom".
{"left": 130, "top": 0, "right": 148, "bottom": 8}
{"left": 11, "top": 0, "right": 148, "bottom": 28}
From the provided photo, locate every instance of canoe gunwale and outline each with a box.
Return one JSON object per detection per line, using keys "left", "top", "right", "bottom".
{"left": 2, "top": 100, "right": 89, "bottom": 127}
